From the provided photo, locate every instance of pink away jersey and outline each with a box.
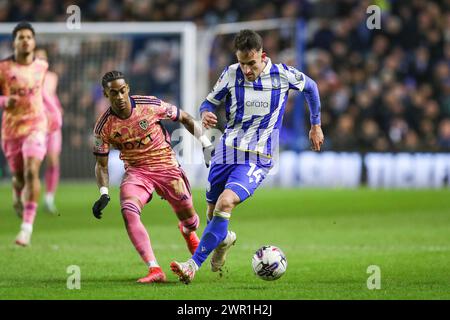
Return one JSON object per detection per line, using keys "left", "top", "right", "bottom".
{"left": 93, "top": 95, "right": 180, "bottom": 170}
{"left": 43, "top": 70, "right": 63, "bottom": 132}
{"left": 0, "top": 56, "right": 48, "bottom": 141}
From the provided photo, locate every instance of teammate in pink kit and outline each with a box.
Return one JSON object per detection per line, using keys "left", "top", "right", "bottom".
{"left": 0, "top": 22, "right": 50, "bottom": 246}
{"left": 92, "top": 71, "right": 213, "bottom": 284}
{"left": 34, "top": 48, "right": 63, "bottom": 215}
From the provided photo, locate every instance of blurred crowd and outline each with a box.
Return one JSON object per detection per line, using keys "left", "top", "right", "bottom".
{"left": 0, "top": 34, "right": 181, "bottom": 159}
{"left": 0, "top": 0, "right": 299, "bottom": 26}
{"left": 300, "top": 0, "right": 450, "bottom": 152}
{"left": 0, "top": 0, "right": 448, "bottom": 157}
{"left": 204, "top": 0, "right": 450, "bottom": 152}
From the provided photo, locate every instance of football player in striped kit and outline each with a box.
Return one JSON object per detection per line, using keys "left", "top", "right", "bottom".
{"left": 171, "top": 29, "right": 324, "bottom": 284}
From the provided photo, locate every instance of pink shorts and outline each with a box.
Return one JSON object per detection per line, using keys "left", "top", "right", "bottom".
{"left": 46, "top": 129, "right": 62, "bottom": 155}
{"left": 120, "top": 166, "right": 193, "bottom": 213}
{"left": 1, "top": 131, "right": 47, "bottom": 173}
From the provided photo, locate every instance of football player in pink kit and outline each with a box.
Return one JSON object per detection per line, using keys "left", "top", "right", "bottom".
{"left": 0, "top": 22, "right": 50, "bottom": 246}
{"left": 92, "top": 71, "right": 213, "bottom": 284}
{"left": 35, "top": 48, "right": 63, "bottom": 215}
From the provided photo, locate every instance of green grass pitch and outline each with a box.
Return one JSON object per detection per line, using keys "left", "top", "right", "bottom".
{"left": 0, "top": 183, "right": 449, "bottom": 300}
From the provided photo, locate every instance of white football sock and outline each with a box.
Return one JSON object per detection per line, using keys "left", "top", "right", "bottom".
{"left": 146, "top": 260, "right": 159, "bottom": 268}
{"left": 45, "top": 193, "right": 54, "bottom": 204}
{"left": 21, "top": 222, "right": 33, "bottom": 233}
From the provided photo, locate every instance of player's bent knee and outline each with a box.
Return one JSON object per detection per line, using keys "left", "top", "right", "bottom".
{"left": 120, "top": 195, "right": 144, "bottom": 210}
{"left": 216, "top": 192, "right": 239, "bottom": 212}
{"left": 121, "top": 201, "right": 141, "bottom": 215}
{"left": 216, "top": 199, "right": 233, "bottom": 211}
{"left": 24, "top": 168, "right": 39, "bottom": 182}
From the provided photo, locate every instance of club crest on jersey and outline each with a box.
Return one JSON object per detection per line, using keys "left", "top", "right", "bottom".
{"left": 272, "top": 77, "right": 280, "bottom": 88}
{"left": 139, "top": 120, "right": 149, "bottom": 130}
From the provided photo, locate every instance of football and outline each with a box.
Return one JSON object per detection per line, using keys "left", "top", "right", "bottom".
{"left": 252, "top": 245, "right": 287, "bottom": 281}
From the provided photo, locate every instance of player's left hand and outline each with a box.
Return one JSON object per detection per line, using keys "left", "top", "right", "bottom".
{"left": 203, "top": 145, "right": 214, "bottom": 168}
{"left": 309, "top": 124, "right": 324, "bottom": 151}
{"left": 92, "top": 194, "right": 110, "bottom": 219}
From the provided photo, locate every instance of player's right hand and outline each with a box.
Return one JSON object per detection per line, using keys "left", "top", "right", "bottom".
{"left": 92, "top": 194, "right": 110, "bottom": 219}
{"left": 5, "top": 95, "right": 19, "bottom": 109}
{"left": 201, "top": 111, "right": 218, "bottom": 129}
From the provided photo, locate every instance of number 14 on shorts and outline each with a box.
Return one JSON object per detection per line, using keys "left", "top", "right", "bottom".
{"left": 247, "top": 163, "right": 263, "bottom": 184}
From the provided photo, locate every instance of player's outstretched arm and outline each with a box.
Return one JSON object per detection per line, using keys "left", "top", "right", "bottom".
{"left": 302, "top": 76, "right": 324, "bottom": 151}
{"left": 285, "top": 66, "right": 325, "bottom": 151}
{"left": 93, "top": 155, "right": 110, "bottom": 219}
{"left": 178, "top": 110, "right": 214, "bottom": 167}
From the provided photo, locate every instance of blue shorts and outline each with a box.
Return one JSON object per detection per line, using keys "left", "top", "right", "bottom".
{"left": 206, "top": 162, "right": 271, "bottom": 204}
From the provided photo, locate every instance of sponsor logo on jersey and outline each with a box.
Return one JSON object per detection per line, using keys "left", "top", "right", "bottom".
{"left": 245, "top": 100, "right": 270, "bottom": 108}
{"left": 114, "top": 133, "right": 153, "bottom": 150}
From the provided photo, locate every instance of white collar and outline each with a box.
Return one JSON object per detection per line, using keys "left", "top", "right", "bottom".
{"left": 260, "top": 57, "right": 272, "bottom": 76}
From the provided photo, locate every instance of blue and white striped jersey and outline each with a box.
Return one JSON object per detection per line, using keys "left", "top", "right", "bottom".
{"left": 200, "top": 57, "right": 321, "bottom": 160}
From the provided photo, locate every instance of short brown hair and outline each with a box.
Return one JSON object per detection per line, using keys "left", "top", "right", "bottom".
{"left": 233, "top": 29, "right": 263, "bottom": 52}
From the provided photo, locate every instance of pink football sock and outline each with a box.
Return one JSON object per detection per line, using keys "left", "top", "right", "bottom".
{"left": 180, "top": 214, "right": 200, "bottom": 234}
{"left": 45, "top": 165, "right": 60, "bottom": 194}
{"left": 122, "top": 202, "right": 156, "bottom": 264}
{"left": 23, "top": 202, "right": 38, "bottom": 224}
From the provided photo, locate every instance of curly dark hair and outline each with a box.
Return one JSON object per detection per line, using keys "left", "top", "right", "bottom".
{"left": 101, "top": 70, "right": 126, "bottom": 88}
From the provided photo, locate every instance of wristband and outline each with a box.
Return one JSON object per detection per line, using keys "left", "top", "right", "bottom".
{"left": 99, "top": 186, "right": 109, "bottom": 195}
{"left": 199, "top": 135, "right": 212, "bottom": 148}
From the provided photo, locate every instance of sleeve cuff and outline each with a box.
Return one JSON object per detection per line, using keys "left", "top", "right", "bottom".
{"left": 199, "top": 99, "right": 217, "bottom": 114}
{"left": 310, "top": 115, "right": 321, "bottom": 125}
{"left": 173, "top": 106, "right": 180, "bottom": 121}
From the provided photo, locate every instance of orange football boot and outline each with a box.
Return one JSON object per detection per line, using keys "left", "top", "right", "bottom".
{"left": 137, "top": 267, "right": 167, "bottom": 284}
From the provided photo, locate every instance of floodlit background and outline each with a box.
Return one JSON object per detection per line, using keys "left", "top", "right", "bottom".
{"left": 0, "top": 0, "right": 449, "bottom": 300}
{"left": 0, "top": 0, "right": 448, "bottom": 188}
